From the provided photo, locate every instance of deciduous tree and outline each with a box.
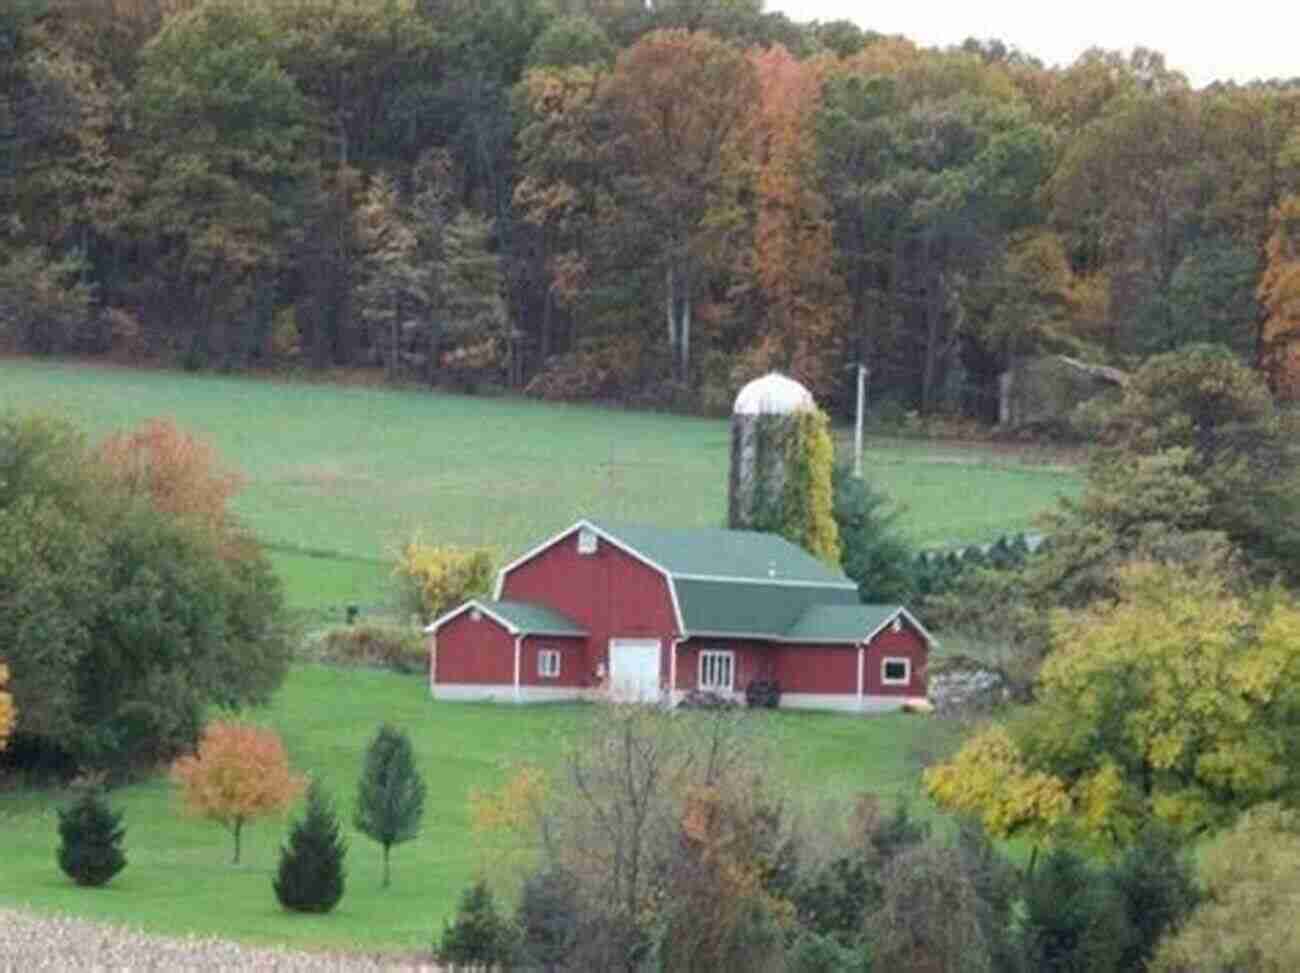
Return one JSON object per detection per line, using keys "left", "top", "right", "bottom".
{"left": 603, "top": 29, "right": 758, "bottom": 381}
{"left": 172, "top": 721, "right": 305, "bottom": 864}
{"left": 926, "top": 563, "right": 1300, "bottom": 848}
{"left": 1151, "top": 803, "right": 1300, "bottom": 972}
{"left": 96, "top": 417, "right": 243, "bottom": 537}
{"left": 0, "top": 662, "right": 13, "bottom": 752}
{"left": 1260, "top": 193, "right": 1300, "bottom": 399}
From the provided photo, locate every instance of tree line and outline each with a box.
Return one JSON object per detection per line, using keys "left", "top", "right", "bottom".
{"left": 3, "top": 0, "right": 1298, "bottom": 416}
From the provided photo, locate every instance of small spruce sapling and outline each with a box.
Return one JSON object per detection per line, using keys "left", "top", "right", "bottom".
{"left": 354, "top": 724, "right": 426, "bottom": 888}
{"left": 438, "top": 879, "right": 516, "bottom": 968}
{"left": 274, "top": 778, "right": 347, "bottom": 913}
{"left": 57, "top": 785, "right": 127, "bottom": 887}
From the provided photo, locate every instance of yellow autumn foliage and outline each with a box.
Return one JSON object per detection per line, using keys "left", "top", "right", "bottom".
{"left": 394, "top": 539, "right": 495, "bottom": 624}
{"left": 469, "top": 764, "right": 548, "bottom": 836}
{"left": 928, "top": 563, "right": 1300, "bottom": 847}
{"left": 0, "top": 662, "right": 14, "bottom": 752}
{"left": 923, "top": 724, "right": 1069, "bottom": 841}
{"left": 782, "top": 408, "right": 840, "bottom": 566}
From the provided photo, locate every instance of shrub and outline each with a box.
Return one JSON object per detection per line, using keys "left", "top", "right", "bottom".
{"left": 744, "top": 679, "right": 781, "bottom": 709}
{"left": 1107, "top": 825, "right": 1200, "bottom": 970}
{"left": 57, "top": 785, "right": 127, "bottom": 887}
{"left": 1151, "top": 803, "right": 1300, "bottom": 972}
{"left": 1021, "top": 846, "right": 1131, "bottom": 973}
{"left": 310, "top": 624, "right": 426, "bottom": 674}
{"left": 785, "top": 932, "right": 872, "bottom": 973}
{"left": 868, "top": 843, "right": 993, "bottom": 973}
{"left": 680, "top": 689, "right": 739, "bottom": 710}
{"left": 393, "top": 541, "right": 494, "bottom": 625}
{"left": 515, "top": 866, "right": 581, "bottom": 971}
{"left": 274, "top": 779, "right": 347, "bottom": 913}
{"left": 438, "top": 879, "right": 516, "bottom": 969}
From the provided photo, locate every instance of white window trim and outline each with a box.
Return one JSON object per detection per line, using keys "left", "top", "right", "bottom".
{"left": 576, "top": 528, "right": 598, "bottom": 554}
{"left": 698, "top": 650, "right": 735, "bottom": 694}
{"left": 538, "top": 648, "right": 561, "bottom": 679}
{"left": 881, "top": 657, "right": 910, "bottom": 686}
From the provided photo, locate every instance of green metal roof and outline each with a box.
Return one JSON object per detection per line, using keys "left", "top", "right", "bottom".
{"left": 482, "top": 600, "right": 586, "bottom": 636}
{"left": 590, "top": 520, "right": 855, "bottom": 586}
{"left": 675, "top": 578, "right": 860, "bottom": 637}
{"left": 783, "top": 604, "right": 903, "bottom": 644}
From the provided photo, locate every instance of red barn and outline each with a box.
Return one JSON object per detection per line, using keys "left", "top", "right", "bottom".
{"left": 424, "top": 520, "right": 933, "bottom": 712}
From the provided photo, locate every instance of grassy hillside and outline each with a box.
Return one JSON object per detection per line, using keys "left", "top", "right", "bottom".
{"left": 0, "top": 665, "right": 955, "bottom": 953}
{"left": 0, "top": 359, "right": 1079, "bottom": 615}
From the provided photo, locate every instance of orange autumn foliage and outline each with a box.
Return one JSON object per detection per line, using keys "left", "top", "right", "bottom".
{"left": 0, "top": 662, "right": 14, "bottom": 753}
{"left": 97, "top": 417, "right": 244, "bottom": 536}
{"left": 171, "top": 721, "right": 305, "bottom": 863}
{"left": 744, "top": 46, "right": 846, "bottom": 397}
{"left": 1259, "top": 195, "right": 1300, "bottom": 400}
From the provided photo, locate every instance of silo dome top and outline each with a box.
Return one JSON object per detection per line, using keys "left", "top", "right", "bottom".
{"left": 733, "top": 372, "right": 815, "bottom": 415}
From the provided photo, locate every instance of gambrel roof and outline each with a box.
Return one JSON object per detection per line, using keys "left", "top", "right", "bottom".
{"left": 475, "top": 519, "right": 935, "bottom": 646}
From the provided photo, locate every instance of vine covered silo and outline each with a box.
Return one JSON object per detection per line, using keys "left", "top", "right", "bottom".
{"left": 728, "top": 372, "right": 815, "bottom": 531}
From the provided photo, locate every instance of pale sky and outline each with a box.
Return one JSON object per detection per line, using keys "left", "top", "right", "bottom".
{"left": 768, "top": 0, "right": 1297, "bottom": 88}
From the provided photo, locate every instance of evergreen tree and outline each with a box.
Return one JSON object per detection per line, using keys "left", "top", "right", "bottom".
{"left": 438, "top": 879, "right": 516, "bottom": 969}
{"left": 273, "top": 778, "right": 347, "bottom": 913}
{"left": 354, "top": 724, "right": 426, "bottom": 888}
{"left": 57, "top": 786, "right": 127, "bottom": 887}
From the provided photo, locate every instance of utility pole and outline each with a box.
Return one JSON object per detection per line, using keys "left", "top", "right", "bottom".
{"left": 853, "top": 362, "right": 868, "bottom": 479}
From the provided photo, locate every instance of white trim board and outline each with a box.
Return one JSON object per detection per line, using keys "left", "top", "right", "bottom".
{"left": 674, "top": 572, "right": 858, "bottom": 590}
{"left": 423, "top": 598, "right": 585, "bottom": 638}
{"left": 432, "top": 683, "right": 590, "bottom": 704}
{"left": 779, "top": 693, "right": 916, "bottom": 713}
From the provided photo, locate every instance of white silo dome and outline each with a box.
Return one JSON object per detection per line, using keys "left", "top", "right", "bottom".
{"left": 733, "top": 372, "right": 815, "bottom": 415}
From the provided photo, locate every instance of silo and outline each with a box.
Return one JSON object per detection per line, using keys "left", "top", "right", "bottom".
{"left": 728, "top": 372, "right": 815, "bottom": 530}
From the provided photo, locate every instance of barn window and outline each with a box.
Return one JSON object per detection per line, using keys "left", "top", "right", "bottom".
{"left": 538, "top": 649, "right": 561, "bottom": 679}
{"left": 882, "top": 658, "right": 910, "bottom": 685}
{"left": 699, "top": 651, "right": 735, "bottom": 693}
{"left": 577, "top": 528, "right": 598, "bottom": 555}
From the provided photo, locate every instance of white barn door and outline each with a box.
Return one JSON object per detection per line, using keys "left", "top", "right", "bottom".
{"left": 609, "top": 639, "right": 662, "bottom": 703}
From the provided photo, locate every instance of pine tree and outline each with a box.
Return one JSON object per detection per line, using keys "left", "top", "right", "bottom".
{"left": 273, "top": 778, "right": 347, "bottom": 913}
{"left": 57, "top": 786, "right": 127, "bottom": 887}
{"left": 354, "top": 724, "right": 426, "bottom": 888}
{"left": 438, "top": 879, "right": 516, "bottom": 969}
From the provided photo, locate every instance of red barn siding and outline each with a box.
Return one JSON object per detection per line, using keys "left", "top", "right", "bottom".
{"left": 520, "top": 636, "right": 587, "bottom": 688}
{"left": 864, "top": 623, "right": 927, "bottom": 696}
{"left": 676, "top": 640, "right": 776, "bottom": 693}
{"left": 433, "top": 612, "right": 515, "bottom": 685}
{"left": 773, "top": 644, "right": 859, "bottom": 695}
{"left": 502, "top": 531, "right": 678, "bottom": 684}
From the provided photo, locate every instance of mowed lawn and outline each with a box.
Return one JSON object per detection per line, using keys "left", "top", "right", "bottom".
{"left": 0, "top": 665, "right": 955, "bottom": 953}
{"left": 0, "top": 359, "right": 1080, "bottom": 616}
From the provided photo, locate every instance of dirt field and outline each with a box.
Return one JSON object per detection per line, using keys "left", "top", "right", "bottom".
{"left": 0, "top": 909, "right": 438, "bottom": 971}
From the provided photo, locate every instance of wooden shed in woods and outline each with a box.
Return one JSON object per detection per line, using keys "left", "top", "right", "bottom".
{"left": 424, "top": 520, "right": 932, "bottom": 711}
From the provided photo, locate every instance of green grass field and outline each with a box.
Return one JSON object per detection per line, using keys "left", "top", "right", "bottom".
{"left": 0, "top": 665, "right": 955, "bottom": 953}
{"left": 0, "top": 359, "right": 1080, "bottom": 617}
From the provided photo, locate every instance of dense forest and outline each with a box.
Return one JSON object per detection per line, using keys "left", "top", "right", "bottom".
{"left": 2, "top": 0, "right": 1298, "bottom": 419}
